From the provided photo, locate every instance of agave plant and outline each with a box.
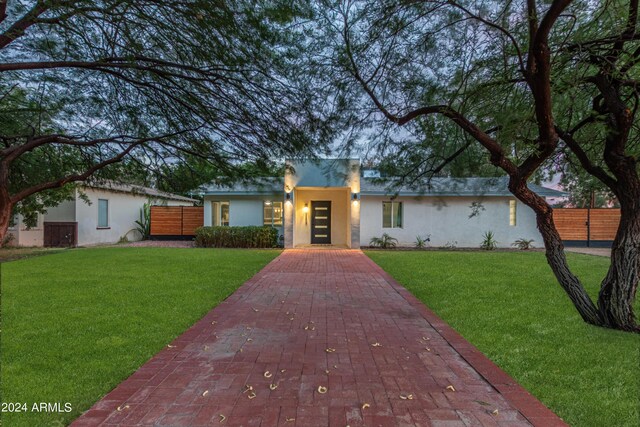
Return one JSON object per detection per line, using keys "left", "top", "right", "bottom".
{"left": 135, "top": 202, "right": 151, "bottom": 240}
{"left": 512, "top": 238, "right": 534, "bottom": 250}
{"left": 480, "top": 230, "right": 497, "bottom": 250}
{"left": 370, "top": 233, "right": 398, "bottom": 249}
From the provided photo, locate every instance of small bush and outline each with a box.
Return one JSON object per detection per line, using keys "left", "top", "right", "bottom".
{"left": 512, "top": 238, "right": 535, "bottom": 250}
{"left": 480, "top": 230, "right": 498, "bottom": 250}
{"left": 370, "top": 233, "right": 398, "bottom": 249}
{"left": 415, "top": 234, "right": 431, "bottom": 248}
{"left": 195, "top": 226, "right": 279, "bottom": 248}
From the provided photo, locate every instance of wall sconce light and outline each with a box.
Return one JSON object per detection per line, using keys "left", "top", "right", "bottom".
{"left": 303, "top": 203, "right": 309, "bottom": 225}
{"left": 352, "top": 192, "right": 359, "bottom": 201}
{"left": 265, "top": 200, "right": 272, "bottom": 206}
{"left": 285, "top": 192, "right": 291, "bottom": 202}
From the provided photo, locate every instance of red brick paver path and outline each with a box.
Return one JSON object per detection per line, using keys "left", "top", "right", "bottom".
{"left": 73, "top": 250, "right": 566, "bottom": 427}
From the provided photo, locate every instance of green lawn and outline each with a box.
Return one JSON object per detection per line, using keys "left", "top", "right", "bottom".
{"left": 0, "top": 247, "right": 280, "bottom": 427}
{"left": 365, "top": 250, "right": 640, "bottom": 427}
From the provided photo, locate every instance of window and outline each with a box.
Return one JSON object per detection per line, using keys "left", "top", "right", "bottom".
{"left": 264, "top": 201, "right": 283, "bottom": 226}
{"left": 509, "top": 199, "right": 517, "bottom": 226}
{"left": 383, "top": 201, "right": 403, "bottom": 228}
{"left": 212, "top": 201, "right": 230, "bottom": 226}
{"left": 98, "top": 199, "right": 109, "bottom": 228}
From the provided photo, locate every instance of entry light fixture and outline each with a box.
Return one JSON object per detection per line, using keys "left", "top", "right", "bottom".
{"left": 265, "top": 200, "right": 272, "bottom": 206}
{"left": 303, "top": 203, "right": 309, "bottom": 225}
{"left": 285, "top": 192, "right": 291, "bottom": 201}
{"left": 352, "top": 192, "right": 360, "bottom": 201}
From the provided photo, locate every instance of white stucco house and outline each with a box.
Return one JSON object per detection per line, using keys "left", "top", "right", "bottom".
{"left": 202, "top": 159, "right": 564, "bottom": 248}
{"left": 8, "top": 182, "right": 196, "bottom": 247}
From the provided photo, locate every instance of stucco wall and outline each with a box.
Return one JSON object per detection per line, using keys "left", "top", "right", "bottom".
{"left": 203, "top": 195, "right": 284, "bottom": 239}
{"left": 360, "top": 195, "right": 541, "bottom": 248}
{"left": 45, "top": 199, "right": 76, "bottom": 222}
{"left": 76, "top": 189, "right": 192, "bottom": 246}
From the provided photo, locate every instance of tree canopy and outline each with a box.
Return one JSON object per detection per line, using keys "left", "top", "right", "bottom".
{"left": 0, "top": 1, "right": 339, "bottom": 227}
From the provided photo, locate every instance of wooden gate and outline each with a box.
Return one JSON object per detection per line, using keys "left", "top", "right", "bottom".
{"left": 44, "top": 222, "right": 78, "bottom": 247}
{"left": 553, "top": 208, "right": 620, "bottom": 247}
{"left": 150, "top": 206, "right": 204, "bottom": 237}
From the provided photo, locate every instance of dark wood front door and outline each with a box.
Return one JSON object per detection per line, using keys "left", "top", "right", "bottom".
{"left": 310, "top": 201, "right": 331, "bottom": 244}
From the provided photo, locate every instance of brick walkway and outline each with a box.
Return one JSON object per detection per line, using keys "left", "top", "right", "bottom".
{"left": 73, "top": 250, "right": 566, "bottom": 427}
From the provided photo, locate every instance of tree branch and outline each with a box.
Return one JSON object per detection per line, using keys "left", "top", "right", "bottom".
{"left": 0, "top": 1, "right": 49, "bottom": 50}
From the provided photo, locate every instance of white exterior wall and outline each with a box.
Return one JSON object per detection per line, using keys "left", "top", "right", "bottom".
{"left": 360, "top": 196, "right": 541, "bottom": 248}
{"left": 75, "top": 189, "right": 192, "bottom": 246}
{"left": 203, "top": 195, "right": 284, "bottom": 238}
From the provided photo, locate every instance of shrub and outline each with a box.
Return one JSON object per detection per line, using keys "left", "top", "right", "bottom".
{"left": 195, "top": 226, "right": 279, "bottom": 248}
{"left": 415, "top": 234, "right": 431, "bottom": 248}
{"left": 480, "top": 231, "right": 498, "bottom": 250}
{"left": 135, "top": 202, "right": 151, "bottom": 240}
{"left": 370, "top": 233, "right": 398, "bottom": 249}
{"left": 512, "top": 238, "right": 535, "bottom": 250}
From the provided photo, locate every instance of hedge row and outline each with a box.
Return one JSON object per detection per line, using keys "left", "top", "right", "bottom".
{"left": 194, "top": 226, "right": 279, "bottom": 248}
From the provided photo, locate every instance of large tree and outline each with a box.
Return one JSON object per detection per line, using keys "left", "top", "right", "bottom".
{"left": 321, "top": 0, "right": 639, "bottom": 331}
{"left": 0, "top": 1, "right": 334, "bottom": 235}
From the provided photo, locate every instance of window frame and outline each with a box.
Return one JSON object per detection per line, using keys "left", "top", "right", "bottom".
{"left": 97, "top": 199, "right": 110, "bottom": 228}
{"left": 263, "top": 201, "right": 283, "bottom": 226}
{"left": 509, "top": 199, "right": 517, "bottom": 226}
{"left": 382, "top": 201, "right": 403, "bottom": 229}
{"left": 212, "top": 201, "right": 230, "bottom": 226}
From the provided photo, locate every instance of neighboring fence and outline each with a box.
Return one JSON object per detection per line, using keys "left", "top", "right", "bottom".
{"left": 150, "top": 206, "right": 204, "bottom": 238}
{"left": 553, "top": 208, "right": 620, "bottom": 246}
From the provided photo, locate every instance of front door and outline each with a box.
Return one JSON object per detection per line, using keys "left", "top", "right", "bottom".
{"left": 311, "top": 201, "right": 331, "bottom": 244}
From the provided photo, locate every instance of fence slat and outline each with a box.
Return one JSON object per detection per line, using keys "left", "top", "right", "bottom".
{"left": 150, "top": 206, "right": 202, "bottom": 236}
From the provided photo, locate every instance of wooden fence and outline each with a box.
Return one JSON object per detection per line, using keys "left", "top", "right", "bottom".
{"left": 553, "top": 208, "right": 620, "bottom": 244}
{"left": 150, "top": 206, "right": 204, "bottom": 237}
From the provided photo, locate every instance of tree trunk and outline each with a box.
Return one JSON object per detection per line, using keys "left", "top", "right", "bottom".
{"left": 596, "top": 197, "right": 640, "bottom": 332}
{"left": 510, "top": 181, "right": 604, "bottom": 326}
{"left": 0, "top": 161, "right": 13, "bottom": 244}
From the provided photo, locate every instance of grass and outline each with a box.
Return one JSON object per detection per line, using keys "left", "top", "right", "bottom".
{"left": 0, "top": 247, "right": 281, "bottom": 427}
{"left": 0, "top": 246, "right": 68, "bottom": 263}
{"left": 365, "top": 250, "right": 640, "bottom": 427}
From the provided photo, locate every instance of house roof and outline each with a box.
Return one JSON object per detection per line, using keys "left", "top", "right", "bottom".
{"left": 203, "top": 178, "right": 284, "bottom": 196}
{"left": 201, "top": 176, "right": 566, "bottom": 198}
{"left": 85, "top": 181, "right": 198, "bottom": 203}
{"left": 361, "top": 177, "right": 567, "bottom": 198}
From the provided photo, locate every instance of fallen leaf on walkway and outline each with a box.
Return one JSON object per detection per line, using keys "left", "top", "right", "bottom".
{"left": 167, "top": 344, "right": 176, "bottom": 348}
{"left": 116, "top": 405, "right": 130, "bottom": 411}
{"left": 264, "top": 371, "right": 272, "bottom": 378}
{"left": 202, "top": 390, "right": 209, "bottom": 397}
{"left": 269, "top": 383, "right": 278, "bottom": 390}
{"left": 361, "top": 403, "right": 370, "bottom": 410}
{"left": 281, "top": 300, "right": 285, "bottom": 303}
{"left": 243, "top": 385, "right": 253, "bottom": 393}
{"left": 446, "top": 385, "right": 456, "bottom": 392}
{"left": 425, "top": 347, "right": 431, "bottom": 352}
{"left": 238, "top": 348, "right": 243, "bottom": 353}
{"left": 285, "top": 418, "right": 295, "bottom": 422}
{"left": 241, "top": 333, "right": 247, "bottom": 337}
{"left": 399, "top": 394, "right": 408, "bottom": 400}
{"left": 317, "top": 386, "right": 328, "bottom": 394}
{"left": 325, "top": 348, "right": 336, "bottom": 353}
{"left": 211, "top": 321, "right": 217, "bottom": 325}
{"left": 247, "top": 392, "right": 257, "bottom": 399}
{"left": 219, "top": 414, "right": 226, "bottom": 423}
{"left": 407, "top": 394, "right": 414, "bottom": 400}
{"left": 280, "top": 369, "right": 286, "bottom": 373}
{"left": 422, "top": 336, "right": 430, "bottom": 341}
{"left": 371, "top": 342, "right": 382, "bottom": 347}
{"left": 247, "top": 338, "right": 253, "bottom": 342}
{"left": 203, "top": 345, "right": 209, "bottom": 351}
{"left": 491, "top": 409, "right": 499, "bottom": 416}
{"left": 246, "top": 327, "right": 252, "bottom": 330}
{"left": 333, "top": 365, "right": 338, "bottom": 369}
